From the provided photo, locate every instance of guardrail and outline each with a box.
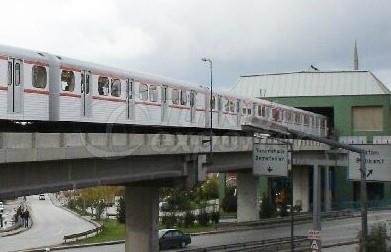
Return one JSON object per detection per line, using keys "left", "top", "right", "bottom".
{"left": 179, "top": 236, "right": 308, "bottom": 252}
{"left": 63, "top": 225, "right": 103, "bottom": 243}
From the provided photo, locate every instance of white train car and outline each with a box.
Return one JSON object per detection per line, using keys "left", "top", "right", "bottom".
{"left": 0, "top": 45, "right": 328, "bottom": 136}
{"left": 0, "top": 46, "right": 50, "bottom": 121}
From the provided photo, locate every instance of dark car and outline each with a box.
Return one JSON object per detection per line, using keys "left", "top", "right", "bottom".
{"left": 159, "top": 229, "right": 191, "bottom": 250}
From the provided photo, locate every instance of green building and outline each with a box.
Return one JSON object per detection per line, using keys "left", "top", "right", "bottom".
{"left": 232, "top": 70, "right": 391, "bottom": 209}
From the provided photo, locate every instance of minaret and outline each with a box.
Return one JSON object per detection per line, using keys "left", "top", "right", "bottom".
{"left": 353, "top": 41, "right": 359, "bottom": 70}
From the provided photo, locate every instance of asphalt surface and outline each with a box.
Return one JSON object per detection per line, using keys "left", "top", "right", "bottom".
{"left": 0, "top": 195, "right": 95, "bottom": 252}
{"left": 56, "top": 209, "right": 391, "bottom": 252}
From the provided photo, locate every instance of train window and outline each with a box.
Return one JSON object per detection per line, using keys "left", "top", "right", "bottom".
{"left": 257, "top": 106, "right": 262, "bottom": 116}
{"left": 224, "top": 99, "right": 230, "bottom": 112}
{"left": 303, "top": 115, "right": 309, "bottom": 126}
{"left": 32, "top": 65, "right": 47, "bottom": 88}
{"left": 61, "top": 70, "right": 75, "bottom": 92}
{"left": 229, "top": 100, "right": 235, "bottom": 113}
{"left": 7, "top": 62, "right": 12, "bottom": 85}
{"left": 287, "top": 111, "right": 292, "bottom": 122}
{"left": 272, "top": 109, "right": 279, "bottom": 121}
{"left": 190, "top": 91, "right": 195, "bottom": 106}
{"left": 211, "top": 96, "right": 216, "bottom": 110}
{"left": 15, "top": 63, "right": 20, "bottom": 86}
{"left": 247, "top": 108, "right": 252, "bottom": 115}
{"left": 172, "top": 89, "right": 179, "bottom": 104}
{"left": 218, "top": 96, "right": 222, "bottom": 111}
{"left": 98, "top": 76, "right": 109, "bottom": 96}
{"left": 111, "top": 79, "right": 121, "bottom": 97}
{"left": 180, "top": 90, "right": 187, "bottom": 105}
{"left": 150, "top": 85, "right": 158, "bottom": 102}
{"left": 242, "top": 107, "right": 247, "bottom": 115}
{"left": 139, "top": 83, "right": 148, "bottom": 101}
{"left": 86, "top": 74, "right": 90, "bottom": 94}
{"left": 316, "top": 118, "right": 320, "bottom": 128}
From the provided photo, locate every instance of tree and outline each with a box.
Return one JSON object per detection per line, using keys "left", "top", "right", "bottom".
{"left": 358, "top": 223, "right": 388, "bottom": 252}
{"left": 222, "top": 186, "right": 237, "bottom": 212}
{"left": 116, "top": 196, "right": 126, "bottom": 223}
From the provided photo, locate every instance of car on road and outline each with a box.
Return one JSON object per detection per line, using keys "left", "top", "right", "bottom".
{"left": 159, "top": 228, "right": 191, "bottom": 250}
{"left": 39, "top": 194, "right": 45, "bottom": 200}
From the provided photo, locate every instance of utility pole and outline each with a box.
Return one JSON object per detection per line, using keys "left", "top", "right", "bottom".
{"left": 360, "top": 152, "right": 368, "bottom": 251}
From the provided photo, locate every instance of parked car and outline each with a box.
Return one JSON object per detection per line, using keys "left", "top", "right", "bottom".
{"left": 39, "top": 194, "right": 45, "bottom": 200}
{"left": 159, "top": 229, "right": 191, "bottom": 250}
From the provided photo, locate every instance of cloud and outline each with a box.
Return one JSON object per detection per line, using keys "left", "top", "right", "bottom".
{"left": 0, "top": 0, "right": 390, "bottom": 88}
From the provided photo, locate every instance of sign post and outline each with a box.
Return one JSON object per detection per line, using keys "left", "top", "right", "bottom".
{"left": 308, "top": 230, "right": 321, "bottom": 252}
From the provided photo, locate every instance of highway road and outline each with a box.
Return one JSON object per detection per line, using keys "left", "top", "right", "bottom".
{"left": 0, "top": 195, "right": 95, "bottom": 252}
{"left": 56, "top": 209, "right": 391, "bottom": 252}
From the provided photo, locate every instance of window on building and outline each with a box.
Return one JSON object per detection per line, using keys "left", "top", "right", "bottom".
{"left": 150, "top": 85, "right": 158, "bottom": 102}
{"left": 171, "top": 89, "right": 179, "bottom": 104}
{"left": 32, "top": 65, "right": 47, "bottom": 88}
{"left": 111, "top": 79, "right": 121, "bottom": 97}
{"left": 180, "top": 90, "right": 187, "bottom": 105}
{"left": 139, "top": 83, "right": 148, "bottom": 101}
{"left": 98, "top": 76, "right": 109, "bottom": 96}
{"left": 61, "top": 70, "right": 75, "bottom": 92}
{"left": 352, "top": 106, "right": 383, "bottom": 131}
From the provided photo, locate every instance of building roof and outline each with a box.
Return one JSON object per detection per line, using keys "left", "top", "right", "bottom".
{"left": 232, "top": 70, "right": 391, "bottom": 98}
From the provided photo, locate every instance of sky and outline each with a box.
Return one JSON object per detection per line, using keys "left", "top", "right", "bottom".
{"left": 1, "top": 0, "right": 390, "bottom": 89}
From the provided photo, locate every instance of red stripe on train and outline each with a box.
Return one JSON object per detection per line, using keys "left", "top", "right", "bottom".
{"left": 92, "top": 96, "right": 126, "bottom": 103}
{"left": 24, "top": 89, "right": 49, "bottom": 95}
{"left": 135, "top": 101, "right": 161, "bottom": 107}
{"left": 0, "top": 55, "right": 8, "bottom": 60}
{"left": 0, "top": 86, "right": 8, "bottom": 91}
{"left": 60, "top": 66, "right": 82, "bottom": 72}
{"left": 169, "top": 105, "right": 190, "bottom": 110}
{"left": 60, "top": 92, "right": 82, "bottom": 98}
{"left": 24, "top": 60, "right": 50, "bottom": 67}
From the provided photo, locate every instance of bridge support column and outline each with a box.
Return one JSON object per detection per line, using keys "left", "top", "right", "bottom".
{"left": 324, "top": 166, "right": 331, "bottom": 212}
{"left": 293, "top": 166, "right": 309, "bottom": 212}
{"left": 125, "top": 185, "right": 159, "bottom": 252}
{"left": 237, "top": 172, "right": 259, "bottom": 222}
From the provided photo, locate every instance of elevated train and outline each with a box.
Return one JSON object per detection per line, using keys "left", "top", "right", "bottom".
{"left": 0, "top": 45, "right": 328, "bottom": 136}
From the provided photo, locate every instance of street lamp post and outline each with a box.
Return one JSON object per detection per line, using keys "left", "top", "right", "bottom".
{"left": 202, "top": 57, "right": 213, "bottom": 153}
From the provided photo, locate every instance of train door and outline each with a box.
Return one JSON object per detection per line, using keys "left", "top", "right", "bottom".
{"left": 7, "top": 58, "right": 23, "bottom": 113}
{"left": 217, "top": 95, "right": 223, "bottom": 126}
{"left": 81, "top": 71, "right": 92, "bottom": 117}
{"left": 237, "top": 100, "right": 241, "bottom": 126}
{"left": 161, "top": 85, "right": 168, "bottom": 122}
{"left": 127, "top": 79, "right": 135, "bottom": 120}
{"left": 190, "top": 90, "right": 196, "bottom": 123}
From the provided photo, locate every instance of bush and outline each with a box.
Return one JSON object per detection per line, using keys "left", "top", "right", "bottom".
{"left": 359, "top": 223, "right": 388, "bottom": 252}
{"left": 95, "top": 200, "right": 105, "bottom": 220}
{"left": 184, "top": 212, "right": 196, "bottom": 227}
{"left": 116, "top": 197, "right": 126, "bottom": 224}
{"left": 259, "top": 195, "right": 275, "bottom": 218}
{"left": 162, "top": 215, "right": 177, "bottom": 228}
{"left": 211, "top": 211, "right": 220, "bottom": 224}
{"left": 197, "top": 210, "right": 209, "bottom": 226}
{"left": 222, "top": 187, "right": 237, "bottom": 212}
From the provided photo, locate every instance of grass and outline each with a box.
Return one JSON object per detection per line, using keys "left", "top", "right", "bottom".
{"left": 73, "top": 219, "right": 125, "bottom": 244}
{"left": 72, "top": 219, "right": 220, "bottom": 244}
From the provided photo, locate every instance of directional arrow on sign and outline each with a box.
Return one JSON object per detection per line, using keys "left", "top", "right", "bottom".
{"left": 367, "top": 169, "right": 373, "bottom": 178}
{"left": 267, "top": 166, "right": 273, "bottom": 173}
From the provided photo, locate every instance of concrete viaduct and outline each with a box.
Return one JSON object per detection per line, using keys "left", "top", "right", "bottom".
{"left": 0, "top": 132, "right": 346, "bottom": 251}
